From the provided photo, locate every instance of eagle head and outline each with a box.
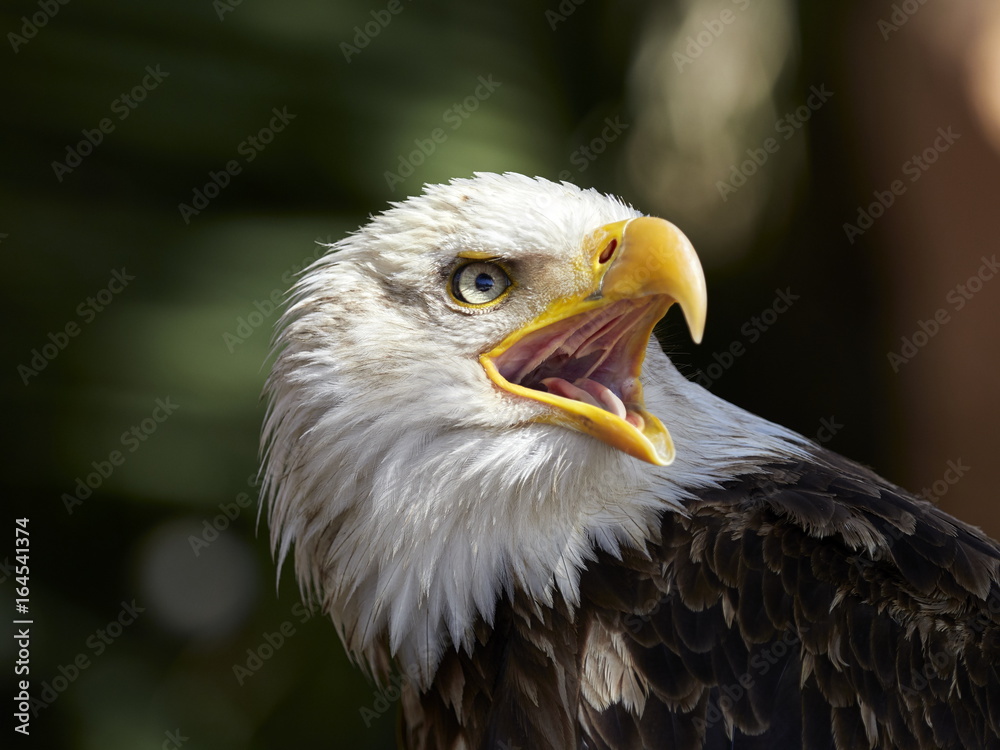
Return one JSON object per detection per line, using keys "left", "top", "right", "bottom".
{"left": 261, "top": 173, "right": 796, "bottom": 683}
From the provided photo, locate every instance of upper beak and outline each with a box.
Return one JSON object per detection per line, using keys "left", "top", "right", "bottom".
{"left": 480, "top": 217, "right": 707, "bottom": 466}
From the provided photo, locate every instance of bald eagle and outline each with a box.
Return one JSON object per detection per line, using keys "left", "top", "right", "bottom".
{"left": 262, "top": 173, "right": 1000, "bottom": 749}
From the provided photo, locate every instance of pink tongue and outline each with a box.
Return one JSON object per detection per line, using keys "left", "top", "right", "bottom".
{"left": 541, "top": 377, "right": 628, "bottom": 419}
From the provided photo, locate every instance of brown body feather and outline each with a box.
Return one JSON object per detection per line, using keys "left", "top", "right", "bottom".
{"left": 401, "top": 448, "right": 1000, "bottom": 749}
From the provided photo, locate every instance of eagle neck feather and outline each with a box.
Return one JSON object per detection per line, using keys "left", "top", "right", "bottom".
{"left": 264, "top": 339, "right": 807, "bottom": 688}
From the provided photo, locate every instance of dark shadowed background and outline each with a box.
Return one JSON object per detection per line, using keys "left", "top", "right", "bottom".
{"left": 3, "top": 0, "right": 999, "bottom": 748}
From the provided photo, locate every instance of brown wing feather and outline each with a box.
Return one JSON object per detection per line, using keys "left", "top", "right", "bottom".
{"left": 403, "top": 448, "right": 1000, "bottom": 749}
{"left": 580, "top": 449, "right": 1000, "bottom": 749}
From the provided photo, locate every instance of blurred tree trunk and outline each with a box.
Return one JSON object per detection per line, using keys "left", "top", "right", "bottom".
{"left": 847, "top": 0, "right": 1000, "bottom": 537}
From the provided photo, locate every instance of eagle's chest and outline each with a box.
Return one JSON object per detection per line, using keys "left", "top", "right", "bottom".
{"left": 400, "top": 590, "right": 585, "bottom": 750}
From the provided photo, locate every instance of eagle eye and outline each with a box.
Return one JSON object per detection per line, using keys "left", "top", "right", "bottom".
{"left": 450, "top": 261, "right": 511, "bottom": 307}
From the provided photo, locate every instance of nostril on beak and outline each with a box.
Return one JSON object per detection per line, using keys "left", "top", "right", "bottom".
{"left": 598, "top": 239, "right": 617, "bottom": 264}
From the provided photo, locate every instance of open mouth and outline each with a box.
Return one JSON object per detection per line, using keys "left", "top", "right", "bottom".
{"left": 479, "top": 216, "right": 706, "bottom": 466}
{"left": 481, "top": 295, "right": 676, "bottom": 465}
{"left": 490, "top": 298, "right": 666, "bottom": 430}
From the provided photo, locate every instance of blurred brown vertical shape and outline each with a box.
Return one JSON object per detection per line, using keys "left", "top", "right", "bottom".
{"left": 847, "top": 1, "right": 1000, "bottom": 537}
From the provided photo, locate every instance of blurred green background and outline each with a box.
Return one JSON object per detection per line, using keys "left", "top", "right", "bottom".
{"left": 4, "top": 0, "right": 1000, "bottom": 748}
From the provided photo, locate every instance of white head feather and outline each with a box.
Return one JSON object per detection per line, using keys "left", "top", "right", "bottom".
{"left": 261, "top": 173, "right": 805, "bottom": 685}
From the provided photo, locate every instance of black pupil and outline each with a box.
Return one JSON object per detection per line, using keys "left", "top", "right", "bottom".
{"left": 474, "top": 272, "right": 495, "bottom": 292}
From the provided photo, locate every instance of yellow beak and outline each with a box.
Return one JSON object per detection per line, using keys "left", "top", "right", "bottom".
{"left": 480, "top": 217, "right": 707, "bottom": 466}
